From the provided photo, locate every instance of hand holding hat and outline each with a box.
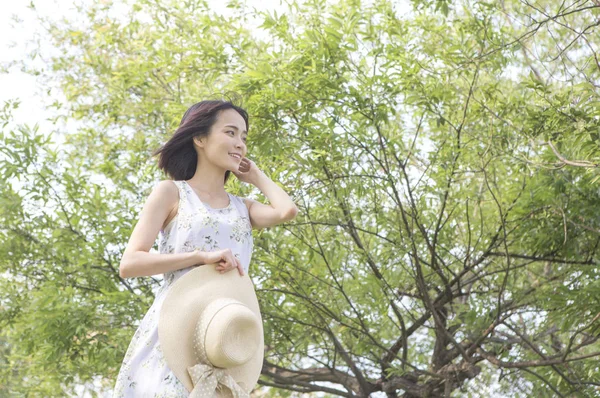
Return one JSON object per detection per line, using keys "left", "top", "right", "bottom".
{"left": 159, "top": 263, "right": 264, "bottom": 397}
{"left": 201, "top": 248, "right": 245, "bottom": 276}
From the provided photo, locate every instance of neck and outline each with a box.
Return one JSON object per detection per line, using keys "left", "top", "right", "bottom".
{"left": 187, "top": 159, "right": 227, "bottom": 195}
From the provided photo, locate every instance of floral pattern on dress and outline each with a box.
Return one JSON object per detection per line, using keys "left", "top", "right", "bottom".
{"left": 230, "top": 215, "right": 252, "bottom": 243}
{"left": 113, "top": 180, "right": 253, "bottom": 397}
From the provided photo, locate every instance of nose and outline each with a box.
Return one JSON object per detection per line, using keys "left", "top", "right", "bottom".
{"left": 236, "top": 138, "right": 246, "bottom": 152}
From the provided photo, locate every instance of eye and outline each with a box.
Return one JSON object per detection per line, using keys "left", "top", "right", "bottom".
{"left": 227, "top": 130, "right": 235, "bottom": 135}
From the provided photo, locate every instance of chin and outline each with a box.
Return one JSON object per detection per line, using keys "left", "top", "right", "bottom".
{"left": 226, "top": 160, "right": 240, "bottom": 171}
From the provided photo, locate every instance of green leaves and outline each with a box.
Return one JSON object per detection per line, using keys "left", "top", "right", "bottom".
{"left": 2, "top": 0, "right": 600, "bottom": 396}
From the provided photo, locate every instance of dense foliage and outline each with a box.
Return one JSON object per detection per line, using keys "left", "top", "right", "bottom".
{"left": 1, "top": 0, "right": 599, "bottom": 396}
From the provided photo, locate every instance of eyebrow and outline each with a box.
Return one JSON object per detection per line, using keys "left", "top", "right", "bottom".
{"left": 224, "top": 125, "right": 248, "bottom": 135}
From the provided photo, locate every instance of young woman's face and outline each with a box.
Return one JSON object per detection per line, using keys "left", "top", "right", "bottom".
{"left": 195, "top": 108, "right": 248, "bottom": 172}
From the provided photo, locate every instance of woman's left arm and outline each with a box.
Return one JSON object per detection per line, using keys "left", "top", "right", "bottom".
{"left": 233, "top": 158, "right": 299, "bottom": 229}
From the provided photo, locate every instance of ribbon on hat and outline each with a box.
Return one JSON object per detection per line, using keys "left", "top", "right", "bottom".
{"left": 188, "top": 363, "right": 249, "bottom": 398}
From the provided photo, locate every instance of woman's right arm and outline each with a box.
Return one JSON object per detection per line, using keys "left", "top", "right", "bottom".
{"left": 119, "top": 180, "right": 206, "bottom": 278}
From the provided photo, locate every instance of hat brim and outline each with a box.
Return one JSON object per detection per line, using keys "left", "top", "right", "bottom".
{"left": 158, "top": 264, "right": 264, "bottom": 394}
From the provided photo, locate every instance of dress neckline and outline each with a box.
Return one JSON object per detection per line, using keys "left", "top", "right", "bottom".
{"left": 183, "top": 181, "right": 233, "bottom": 211}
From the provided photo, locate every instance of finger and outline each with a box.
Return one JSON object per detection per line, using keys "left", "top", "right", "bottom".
{"left": 221, "top": 260, "right": 232, "bottom": 273}
{"left": 236, "top": 258, "right": 244, "bottom": 275}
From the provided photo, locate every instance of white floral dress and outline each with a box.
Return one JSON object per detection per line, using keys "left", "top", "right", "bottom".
{"left": 113, "top": 180, "right": 254, "bottom": 397}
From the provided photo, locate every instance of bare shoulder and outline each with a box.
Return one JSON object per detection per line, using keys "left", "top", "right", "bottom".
{"left": 152, "top": 179, "right": 180, "bottom": 212}
{"left": 153, "top": 179, "right": 179, "bottom": 200}
{"left": 120, "top": 180, "right": 181, "bottom": 266}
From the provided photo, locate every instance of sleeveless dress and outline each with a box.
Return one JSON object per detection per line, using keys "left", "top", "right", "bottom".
{"left": 113, "top": 180, "right": 254, "bottom": 397}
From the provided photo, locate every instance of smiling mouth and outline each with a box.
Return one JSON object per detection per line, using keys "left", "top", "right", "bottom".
{"left": 229, "top": 154, "right": 242, "bottom": 160}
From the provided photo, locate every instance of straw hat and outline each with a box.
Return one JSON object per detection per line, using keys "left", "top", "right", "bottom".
{"left": 158, "top": 264, "right": 264, "bottom": 397}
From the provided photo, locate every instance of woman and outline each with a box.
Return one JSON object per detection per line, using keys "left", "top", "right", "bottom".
{"left": 113, "top": 99, "right": 298, "bottom": 396}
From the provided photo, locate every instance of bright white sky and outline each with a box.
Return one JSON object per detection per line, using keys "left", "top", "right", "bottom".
{"left": 0, "top": 0, "right": 288, "bottom": 136}
{"left": 0, "top": 1, "right": 55, "bottom": 129}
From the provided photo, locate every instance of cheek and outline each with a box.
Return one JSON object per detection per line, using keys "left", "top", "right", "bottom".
{"left": 207, "top": 145, "right": 229, "bottom": 164}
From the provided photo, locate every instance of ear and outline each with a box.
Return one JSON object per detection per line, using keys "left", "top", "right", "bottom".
{"left": 193, "top": 135, "right": 204, "bottom": 148}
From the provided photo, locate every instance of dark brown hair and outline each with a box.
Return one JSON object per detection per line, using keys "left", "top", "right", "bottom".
{"left": 153, "top": 99, "right": 249, "bottom": 183}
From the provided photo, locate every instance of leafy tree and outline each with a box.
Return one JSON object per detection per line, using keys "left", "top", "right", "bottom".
{"left": 1, "top": 0, "right": 599, "bottom": 396}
